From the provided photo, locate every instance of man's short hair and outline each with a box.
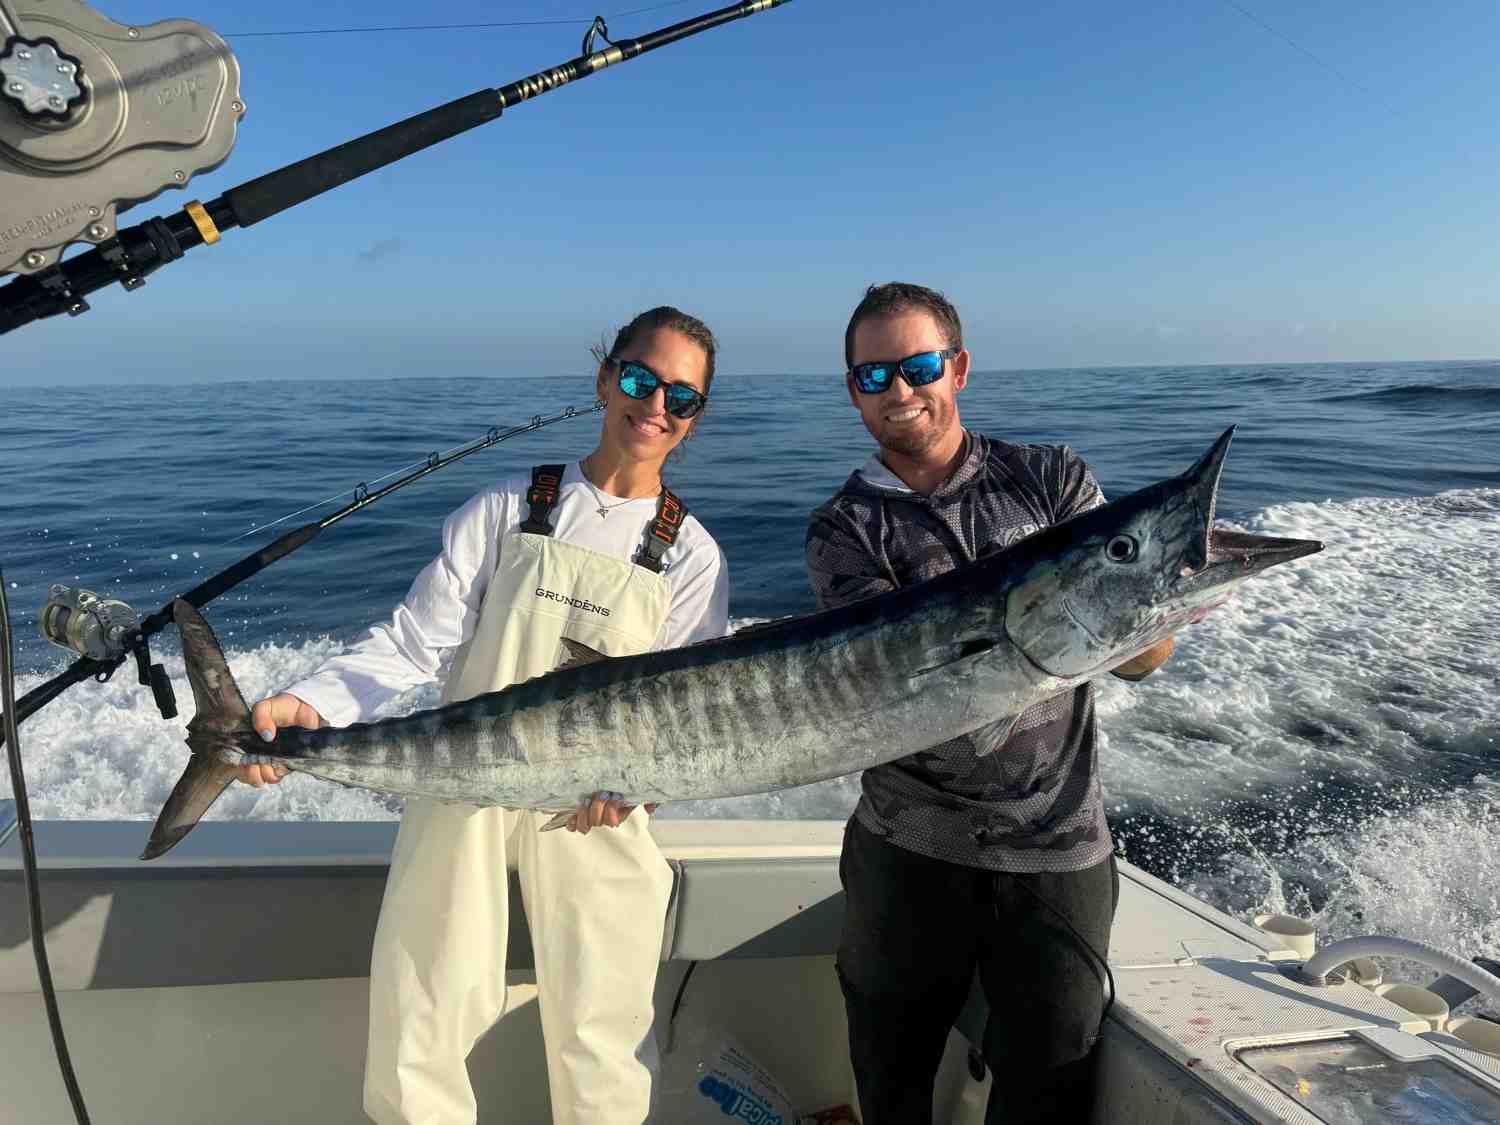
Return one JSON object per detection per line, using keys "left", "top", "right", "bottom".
{"left": 844, "top": 282, "right": 964, "bottom": 369}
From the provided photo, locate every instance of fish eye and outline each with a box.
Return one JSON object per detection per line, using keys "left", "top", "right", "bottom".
{"left": 1105, "top": 535, "right": 1139, "bottom": 564}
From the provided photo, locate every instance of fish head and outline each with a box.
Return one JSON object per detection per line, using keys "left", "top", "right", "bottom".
{"left": 1002, "top": 428, "right": 1323, "bottom": 680}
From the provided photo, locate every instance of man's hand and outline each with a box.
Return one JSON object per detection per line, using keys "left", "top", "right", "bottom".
{"left": 234, "top": 693, "right": 323, "bottom": 787}
{"left": 565, "top": 791, "right": 661, "bottom": 834}
{"left": 1110, "top": 636, "right": 1175, "bottom": 682}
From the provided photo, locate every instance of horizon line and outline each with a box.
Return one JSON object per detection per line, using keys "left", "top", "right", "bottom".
{"left": 10, "top": 355, "right": 1498, "bottom": 392}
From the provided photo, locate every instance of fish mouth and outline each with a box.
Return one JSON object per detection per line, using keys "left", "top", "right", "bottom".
{"left": 1193, "top": 527, "right": 1325, "bottom": 579}
{"left": 1180, "top": 429, "right": 1324, "bottom": 578}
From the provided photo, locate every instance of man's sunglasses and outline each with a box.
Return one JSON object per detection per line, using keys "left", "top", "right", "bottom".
{"left": 613, "top": 360, "right": 708, "bottom": 420}
{"left": 849, "top": 349, "right": 959, "bottom": 395}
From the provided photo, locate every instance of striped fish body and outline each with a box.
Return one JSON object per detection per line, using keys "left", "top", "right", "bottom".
{"left": 268, "top": 576, "right": 1048, "bottom": 809}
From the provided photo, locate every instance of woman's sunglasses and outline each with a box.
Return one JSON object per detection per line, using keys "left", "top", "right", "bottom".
{"left": 849, "top": 349, "right": 959, "bottom": 395}
{"left": 613, "top": 359, "right": 708, "bottom": 420}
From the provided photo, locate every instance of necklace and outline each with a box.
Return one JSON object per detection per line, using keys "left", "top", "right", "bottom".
{"left": 579, "top": 459, "right": 658, "bottom": 519}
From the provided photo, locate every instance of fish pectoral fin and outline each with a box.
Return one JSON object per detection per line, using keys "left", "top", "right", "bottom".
{"left": 555, "top": 637, "right": 610, "bottom": 672}
{"left": 910, "top": 634, "right": 1002, "bottom": 678}
{"left": 729, "top": 614, "right": 798, "bottom": 638}
{"left": 975, "top": 712, "right": 1023, "bottom": 758}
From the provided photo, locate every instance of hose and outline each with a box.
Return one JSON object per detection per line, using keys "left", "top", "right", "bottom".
{"left": 1302, "top": 936, "right": 1500, "bottom": 1007}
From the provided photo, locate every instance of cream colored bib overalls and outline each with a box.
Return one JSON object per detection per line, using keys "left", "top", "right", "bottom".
{"left": 363, "top": 470, "right": 678, "bottom": 1125}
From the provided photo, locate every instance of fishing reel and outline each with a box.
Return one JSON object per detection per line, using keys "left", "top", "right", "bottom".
{"left": 39, "top": 582, "right": 137, "bottom": 659}
{"left": 40, "top": 582, "right": 176, "bottom": 716}
{"left": 0, "top": 0, "right": 243, "bottom": 278}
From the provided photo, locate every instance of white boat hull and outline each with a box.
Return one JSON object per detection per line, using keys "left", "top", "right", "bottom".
{"left": 4, "top": 819, "right": 1497, "bottom": 1123}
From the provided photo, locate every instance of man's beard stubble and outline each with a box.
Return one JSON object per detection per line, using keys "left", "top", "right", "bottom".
{"left": 876, "top": 400, "right": 954, "bottom": 460}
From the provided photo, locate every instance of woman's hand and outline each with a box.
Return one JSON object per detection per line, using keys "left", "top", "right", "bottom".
{"left": 234, "top": 693, "right": 323, "bottom": 787}
{"left": 565, "top": 791, "right": 661, "bottom": 834}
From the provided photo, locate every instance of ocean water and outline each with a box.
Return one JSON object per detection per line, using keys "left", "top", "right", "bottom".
{"left": 3, "top": 361, "right": 1497, "bottom": 996}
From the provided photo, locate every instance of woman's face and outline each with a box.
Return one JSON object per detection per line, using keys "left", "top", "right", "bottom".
{"left": 595, "top": 327, "right": 709, "bottom": 465}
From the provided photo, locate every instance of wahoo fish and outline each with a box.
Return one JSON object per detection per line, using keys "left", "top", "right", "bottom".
{"left": 143, "top": 428, "right": 1322, "bottom": 859}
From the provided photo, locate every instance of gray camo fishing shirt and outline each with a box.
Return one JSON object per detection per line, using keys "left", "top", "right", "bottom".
{"left": 805, "top": 430, "right": 1114, "bottom": 873}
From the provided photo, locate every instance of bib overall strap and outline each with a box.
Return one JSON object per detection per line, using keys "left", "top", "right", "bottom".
{"left": 635, "top": 488, "right": 688, "bottom": 574}
{"left": 520, "top": 464, "right": 567, "bottom": 535}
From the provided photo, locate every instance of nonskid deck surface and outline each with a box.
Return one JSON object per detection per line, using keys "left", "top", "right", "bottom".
{"left": 2, "top": 819, "right": 1497, "bottom": 1124}
{"left": 1100, "top": 866, "right": 1500, "bottom": 1123}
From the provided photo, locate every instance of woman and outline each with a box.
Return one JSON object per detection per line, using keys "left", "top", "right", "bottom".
{"left": 240, "top": 307, "right": 729, "bottom": 1125}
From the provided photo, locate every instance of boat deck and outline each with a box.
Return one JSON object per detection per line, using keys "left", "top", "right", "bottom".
{"left": 3, "top": 819, "right": 1497, "bottom": 1122}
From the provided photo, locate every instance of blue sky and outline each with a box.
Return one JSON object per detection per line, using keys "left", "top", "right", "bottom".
{"left": 7, "top": 0, "right": 1500, "bottom": 384}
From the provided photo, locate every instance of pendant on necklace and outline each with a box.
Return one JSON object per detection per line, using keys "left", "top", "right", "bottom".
{"left": 597, "top": 507, "right": 610, "bottom": 519}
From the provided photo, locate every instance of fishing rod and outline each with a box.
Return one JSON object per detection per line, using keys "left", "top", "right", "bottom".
{"left": 0, "top": 0, "right": 791, "bottom": 334}
{"left": 1, "top": 400, "right": 598, "bottom": 1122}
{"left": 2, "top": 401, "right": 602, "bottom": 744}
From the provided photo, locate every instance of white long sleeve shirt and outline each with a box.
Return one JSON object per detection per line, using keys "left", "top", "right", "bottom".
{"left": 286, "top": 461, "right": 731, "bottom": 727}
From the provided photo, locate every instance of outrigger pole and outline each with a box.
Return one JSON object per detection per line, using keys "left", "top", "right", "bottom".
{"left": 0, "top": 0, "right": 792, "bottom": 334}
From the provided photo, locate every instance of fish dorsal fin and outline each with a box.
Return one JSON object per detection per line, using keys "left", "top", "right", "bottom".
{"left": 556, "top": 637, "right": 610, "bottom": 672}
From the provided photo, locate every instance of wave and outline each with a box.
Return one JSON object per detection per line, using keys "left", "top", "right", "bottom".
{"left": 1096, "top": 486, "right": 1500, "bottom": 801}
{"left": 1314, "top": 382, "right": 1500, "bottom": 409}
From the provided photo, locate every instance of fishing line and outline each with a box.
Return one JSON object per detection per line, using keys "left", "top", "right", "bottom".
{"left": 1002, "top": 874, "right": 1116, "bottom": 1025}
{"left": 1, "top": 0, "right": 795, "bottom": 336}
{"left": 224, "top": 0, "right": 698, "bottom": 39}
{"left": 1212, "top": 0, "right": 1379, "bottom": 99}
{"left": 0, "top": 567, "right": 92, "bottom": 1125}
{"left": 226, "top": 430, "right": 506, "bottom": 544}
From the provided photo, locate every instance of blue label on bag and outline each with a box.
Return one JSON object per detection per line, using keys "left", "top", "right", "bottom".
{"left": 697, "top": 1075, "right": 785, "bottom": 1124}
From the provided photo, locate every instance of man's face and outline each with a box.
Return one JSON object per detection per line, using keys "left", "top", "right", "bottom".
{"left": 847, "top": 310, "right": 969, "bottom": 462}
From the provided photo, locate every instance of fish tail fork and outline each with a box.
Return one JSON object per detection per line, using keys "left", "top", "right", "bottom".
{"left": 141, "top": 600, "right": 256, "bottom": 860}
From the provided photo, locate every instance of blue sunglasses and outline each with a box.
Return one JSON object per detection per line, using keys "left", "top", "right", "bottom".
{"left": 613, "top": 360, "right": 708, "bottom": 420}
{"left": 849, "top": 349, "right": 958, "bottom": 395}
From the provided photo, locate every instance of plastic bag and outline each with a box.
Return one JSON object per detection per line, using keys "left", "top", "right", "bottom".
{"left": 658, "top": 1032, "right": 800, "bottom": 1123}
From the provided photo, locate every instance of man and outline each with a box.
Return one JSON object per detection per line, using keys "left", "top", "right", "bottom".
{"left": 805, "top": 283, "right": 1172, "bottom": 1124}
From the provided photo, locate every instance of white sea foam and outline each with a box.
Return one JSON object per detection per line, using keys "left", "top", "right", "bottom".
{"left": 3, "top": 636, "right": 407, "bottom": 825}
{"left": 5, "top": 489, "right": 1496, "bottom": 972}
{"left": 1096, "top": 487, "right": 1498, "bottom": 800}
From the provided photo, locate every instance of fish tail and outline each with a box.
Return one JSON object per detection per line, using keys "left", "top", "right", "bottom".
{"left": 141, "top": 600, "right": 256, "bottom": 860}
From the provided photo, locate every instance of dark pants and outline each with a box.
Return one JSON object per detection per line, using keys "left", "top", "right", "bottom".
{"left": 836, "top": 818, "right": 1119, "bottom": 1125}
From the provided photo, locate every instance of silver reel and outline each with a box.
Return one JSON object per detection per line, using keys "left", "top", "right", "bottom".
{"left": 0, "top": 0, "right": 242, "bottom": 277}
{"left": 39, "top": 583, "right": 139, "bottom": 660}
